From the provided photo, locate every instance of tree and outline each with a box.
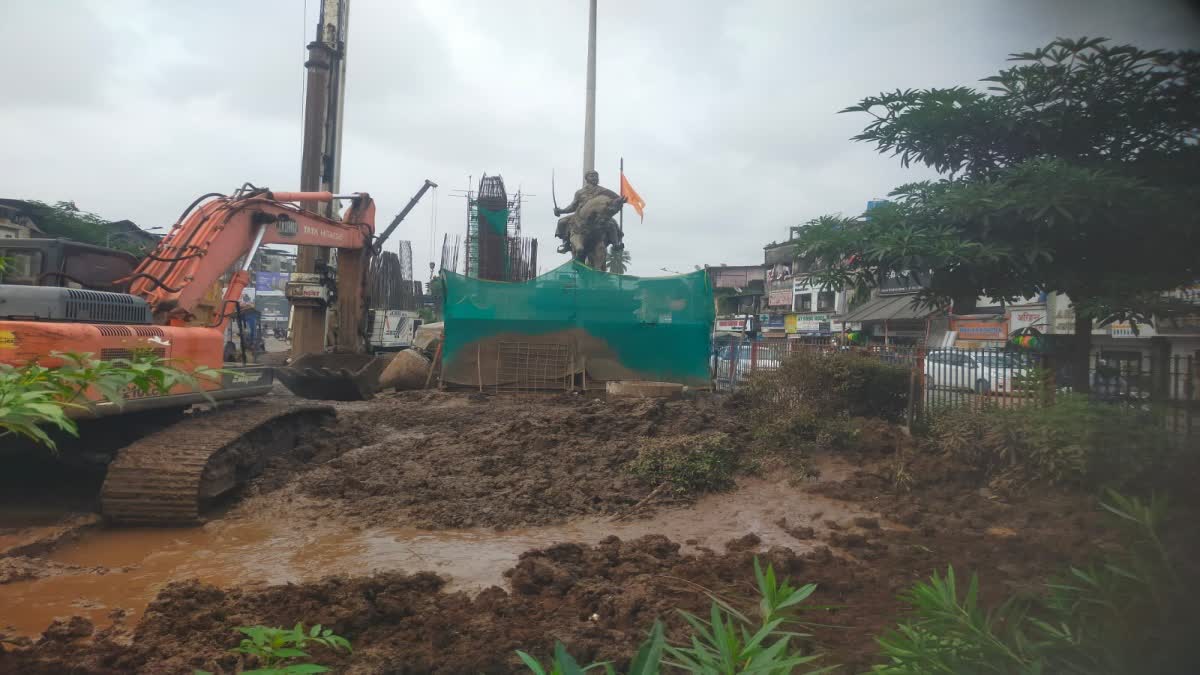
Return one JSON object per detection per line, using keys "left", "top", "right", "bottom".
{"left": 21, "top": 201, "right": 149, "bottom": 255}
{"left": 608, "top": 246, "right": 631, "bottom": 275}
{"left": 794, "top": 38, "right": 1200, "bottom": 390}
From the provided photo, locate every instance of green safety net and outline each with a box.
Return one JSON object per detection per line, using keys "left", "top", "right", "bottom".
{"left": 441, "top": 261, "right": 715, "bottom": 388}
{"left": 478, "top": 207, "right": 509, "bottom": 235}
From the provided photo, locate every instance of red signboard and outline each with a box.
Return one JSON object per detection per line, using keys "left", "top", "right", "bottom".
{"left": 716, "top": 318, "right": 749, "bottom": 332}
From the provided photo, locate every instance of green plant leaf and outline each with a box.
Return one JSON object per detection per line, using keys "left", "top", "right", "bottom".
{"left": 515, "top": 650, "right": 547, "bottom": 675}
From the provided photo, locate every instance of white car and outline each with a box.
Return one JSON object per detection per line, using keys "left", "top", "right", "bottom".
{"left": 713, "top": 343, "right": 783, "bottom": 384}
{"left": 924, "top": 350, "right": 1026, "bottom": 394}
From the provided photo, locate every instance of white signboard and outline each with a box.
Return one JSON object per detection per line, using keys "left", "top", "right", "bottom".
{"left": 1008, "top": 308, "right": 1047, "bottom": 333}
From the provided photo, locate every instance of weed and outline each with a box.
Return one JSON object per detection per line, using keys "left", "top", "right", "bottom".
{"left": 628, "top": 432, "right": 738, "bottom": 495}
{"left": 196, "top": 623, "right": 351, "bottom": 675}
{"left": 516, "top": 623, "right": 665, "bottom": 675}
{"left": 873, "top": 491, "right": 1192, "bottom": 674}
{"left": 516, "top": 559, "right": 832, "bottom": 674}
{"left": 926, "top": 393, "right": 1171, "bottom": 488}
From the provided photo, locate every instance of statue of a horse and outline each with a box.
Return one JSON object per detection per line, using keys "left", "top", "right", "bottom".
{"left": 566, "top": 194, "right": 624, "bottom": 271}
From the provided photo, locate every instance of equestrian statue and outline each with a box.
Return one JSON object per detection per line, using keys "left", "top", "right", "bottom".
{"left": 553, "top": 170, "right": 625, "bottom": 272}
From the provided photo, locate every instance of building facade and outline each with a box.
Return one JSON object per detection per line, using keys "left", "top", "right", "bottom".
{"left": 0, "top": 200, "right": 44, "bottom": 239}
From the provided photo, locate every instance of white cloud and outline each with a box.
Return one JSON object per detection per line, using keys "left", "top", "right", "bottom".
{"left": 1, "top": 0, "right": 1197, "bottom": 276}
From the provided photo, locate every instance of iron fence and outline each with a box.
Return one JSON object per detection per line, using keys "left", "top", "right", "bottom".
{"left": 715, "top": 340, "right": 1198, "bottom": 439}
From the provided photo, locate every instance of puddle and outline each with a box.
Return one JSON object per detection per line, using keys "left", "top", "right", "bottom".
{"left": 0, "top": 476, "right": 869, "bottom": 637}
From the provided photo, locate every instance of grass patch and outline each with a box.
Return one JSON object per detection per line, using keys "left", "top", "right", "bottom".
{"left": 628, "top": 432, "right": 738, "bottom": 495}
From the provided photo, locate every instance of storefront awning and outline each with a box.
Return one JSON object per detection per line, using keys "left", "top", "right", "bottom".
{"left": 842, "top": 294, "right": 932, "bottom": 324}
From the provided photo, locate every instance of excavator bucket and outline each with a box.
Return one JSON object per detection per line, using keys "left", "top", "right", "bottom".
{"left": 275, "top": 352, "right": 388, "bottom": 401}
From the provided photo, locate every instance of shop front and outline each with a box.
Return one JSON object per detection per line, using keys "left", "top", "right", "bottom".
{"left": 786, "top": 312, "right": 836, "bottom": 345}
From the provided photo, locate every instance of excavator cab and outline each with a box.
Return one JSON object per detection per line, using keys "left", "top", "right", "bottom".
{"left": 0, "top": 238, "right": 138, "bottom": 291}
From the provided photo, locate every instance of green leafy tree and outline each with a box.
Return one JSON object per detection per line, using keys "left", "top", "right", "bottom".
{"left": 20, "top": 200, "right": 149, "bottom": 255}
{"left": 607, "top": 246, "right": 631, "bottom": 275}
{"left": 794, "top": 38, "right": 1199, "bottom": 390}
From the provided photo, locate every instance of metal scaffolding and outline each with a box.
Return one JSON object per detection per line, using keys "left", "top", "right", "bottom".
{"left": 453, "top": 173, "right": 538, "bottom": 282}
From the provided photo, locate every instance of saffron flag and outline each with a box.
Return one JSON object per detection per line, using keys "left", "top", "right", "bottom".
{"left": 620, "top": 173, "right": 645, "bottom": 221}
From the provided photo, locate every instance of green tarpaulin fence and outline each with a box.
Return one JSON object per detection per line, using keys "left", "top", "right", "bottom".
{"left": 441, "top": 261, "right": 715, "bottom": 388}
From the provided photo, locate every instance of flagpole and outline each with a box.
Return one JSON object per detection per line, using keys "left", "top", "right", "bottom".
{"left": 582, "top": 0, "right": 597, "bottom": 178}
{"left": 619, "top": 156, "right": 624, "bottom": 239}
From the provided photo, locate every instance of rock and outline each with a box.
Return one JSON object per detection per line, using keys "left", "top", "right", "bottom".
{"left": 724, "top": 533, "right": 762, "bottom": 552}
{"left": 377, "top": 349, "right": 431, "bottom": 390}
{"left": 41, "top": 616, "right": 94, "bottom": 642}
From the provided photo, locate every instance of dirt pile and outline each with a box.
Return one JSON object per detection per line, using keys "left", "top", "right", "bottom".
{"left": 0, "top": 534, "right": 818, "bottom": 674}
{"left": 264, "top": 391, "right": 741, "bottom": 529}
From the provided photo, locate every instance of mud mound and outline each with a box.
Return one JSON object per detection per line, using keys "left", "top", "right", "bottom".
{"left": 277, "top": 392, "right": 742, "bottom": 528}
{"left": 241, "top": 407, "right": 383, "bottom": 496}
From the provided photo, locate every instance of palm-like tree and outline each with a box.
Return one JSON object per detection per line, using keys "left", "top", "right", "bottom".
{"left": 607, "top": 246, "right": 631, "bottom": 274}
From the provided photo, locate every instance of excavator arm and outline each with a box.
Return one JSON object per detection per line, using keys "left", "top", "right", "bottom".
{"left": 127, "top": 190, "right": 376, "bottom": 338}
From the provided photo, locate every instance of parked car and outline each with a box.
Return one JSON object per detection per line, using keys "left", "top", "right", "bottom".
{"left": 713, "top": 343, "right": 783, "bottom": 383}
{"left": 924, "top": 350, "right": 1027, "bottom": 394}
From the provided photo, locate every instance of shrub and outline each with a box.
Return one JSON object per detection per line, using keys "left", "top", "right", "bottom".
{"left": 751, "top": 407, "right": 856, "bottom": 461}
{"left": 873, "top": 491, "right": 1191, "bottom": 675}
{"left": 628, "top": 432, "right": 738, "bottom": 495}
{"left": 927, "top": 394, "right": 1171, "bottom": 487}
{"left": 743, "top": 351, "right": 910, "bottom": 422}
{"left": 737, "top": 351, "right": 907, "bottom": 466}
{"left": 0, "top": 351, "right": 220, "bottom": 450}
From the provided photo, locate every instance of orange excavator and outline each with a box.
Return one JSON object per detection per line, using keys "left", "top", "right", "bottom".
{"left": 0, "top": 185, "right": 405, "bottom": 524}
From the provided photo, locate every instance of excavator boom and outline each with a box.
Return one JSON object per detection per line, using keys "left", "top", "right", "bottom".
{"left": 128, "top": 190, "right": 376, "bottom": 341}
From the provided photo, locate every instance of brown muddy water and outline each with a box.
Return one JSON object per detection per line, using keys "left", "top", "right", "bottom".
{"left": 0, "top": 471, "right": 869, "bottom": 638}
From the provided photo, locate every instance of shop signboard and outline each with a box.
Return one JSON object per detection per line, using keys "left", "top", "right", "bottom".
{"left": 768, "top": 288, "right": 793, "bottom": 307}
{"left": 793, "top": 313, "right": 833, "bottom": 334}
{"left": 1008, "top": 308, "right": 1048, "bottom": 334}
{"left": 254, "top": 272, "right": 290, "bottom": 296}
{"left": 878, "top": 271, "right": 925, "bottom": 296}
{"left": 950, "top": 318, "right": 1008, "bottom": 342}
{"left": 716, "top": 317, "right": 750, "bottom": 332}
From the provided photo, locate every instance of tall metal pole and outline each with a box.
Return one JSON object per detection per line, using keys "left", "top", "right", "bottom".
{"left": 582, "top": 0, "right": 597, "bottom": 181}
{"left": 322, "top": 0, "right": 349, "bottom": 213}
{"left": 293, "top": 0, "right": 348, "bottom": 356}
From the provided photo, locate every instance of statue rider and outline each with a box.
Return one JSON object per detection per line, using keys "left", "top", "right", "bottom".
{"left": 554, "top": 170, "right": 624, "bottom": 254}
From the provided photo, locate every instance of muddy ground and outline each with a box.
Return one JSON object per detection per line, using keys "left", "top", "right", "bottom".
{"left": 252, "top": 391, "right": 738, "bottom": 529}
{"left": 1, "top": 390, "right": 1186, "bottom": 673}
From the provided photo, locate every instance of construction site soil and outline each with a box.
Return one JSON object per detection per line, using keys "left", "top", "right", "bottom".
{"left": 242, "top": 391, "right": 741, "bottom": 529}
{"left": 0, "top": 390, "right": 1166, "bottom": 673}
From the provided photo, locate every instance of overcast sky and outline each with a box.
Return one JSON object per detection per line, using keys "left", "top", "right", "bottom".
{"left": 3, "top": 0, "right": 1198, "bottom": 277}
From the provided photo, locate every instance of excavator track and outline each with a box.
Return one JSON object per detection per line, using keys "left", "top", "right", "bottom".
{"left": 100, "top": 400, "right": 334, "bottom": 526}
